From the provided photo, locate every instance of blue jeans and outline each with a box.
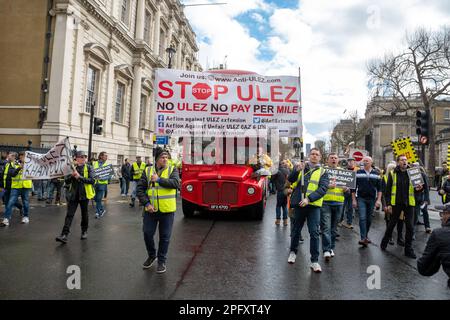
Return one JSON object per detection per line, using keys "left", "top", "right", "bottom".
{"left": 290, "top": 205, "right": 321, "bottom": 263}
{"left": 131, "top": 181, "right": 138, "bottom": 200}
{"left": 321, "top": 202, "right": 343, "bottom": 252}
{"left": 357, "top": 198, "right": 375, "bottom": 240}
{"left": 143, "top": 211, "right": 175, "bottom": 263}
{"left": 343, "top": 192, "right": 353, "bottom": 224}
{"left": 94, "top": 184, "right": 107, "bottom": 214}
{"left": 34, "top": 180, "right": 48, "bottom": 199}
{"left": 2, "top": 189, "right": 22, "bottom": 210}
{"left": 276, "top": 191, "right": 288, "bottom": 219}
{"left": 4, "top": 188, "right": 30, "bottom": 219}
{"left": 414, "top": 203, "right": 430, "bottom": 229}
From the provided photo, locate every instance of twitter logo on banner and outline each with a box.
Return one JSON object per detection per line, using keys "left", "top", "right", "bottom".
{"left": 253, "top": 118, "right": 261, "bottom": 124}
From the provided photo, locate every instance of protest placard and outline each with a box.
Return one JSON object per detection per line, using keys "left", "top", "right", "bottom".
{"left": 391, "top": 137, "right": 419, "bottom": 163}
{"left": 407, "top": 167, "right": 424, "bottom": 187}
{"left": 155, "top": 69, "right": 301, "bottom": 137}
{"left": 22, "top": 137, "right": 73, "bottom": 179}
{"left": 325, "top": 168, "right": 356, "bottom": 189}
{"left": 94, "top": 164, "right": 114, "bottom": 180}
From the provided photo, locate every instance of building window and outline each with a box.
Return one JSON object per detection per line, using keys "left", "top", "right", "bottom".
{"left": 117, "top": 154, "right": 124, "bottom": 166}
{"left": 445, "top": 109, "right": 450, "bottom": 120}
{"left": 85, "top": 66, "right": 98, "bottom": 114}
{"left": 115, "top": 82, "right": 125, "bottom": 122}
{"left": 159, "top": 29, "right": 166, "bottom": 59}
{"left": 120, "top": 0, "right": 129, "bottom": 25}
{"left": 144, "top": 11, "right": 152, "bottom": 44}
{"left": 140, "top": 95, "right": 147, "bottom": 128}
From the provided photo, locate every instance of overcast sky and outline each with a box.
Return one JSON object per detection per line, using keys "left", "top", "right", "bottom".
{"left": 182, "top": 0, "right": 450, "bottom": 145}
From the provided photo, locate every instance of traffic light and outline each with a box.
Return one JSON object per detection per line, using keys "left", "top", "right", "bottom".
{"left": 416, "top": 110, "right": 430, "bottom": 145}
{"left": 93, "top": 117, "right": 103, "bottom": 135}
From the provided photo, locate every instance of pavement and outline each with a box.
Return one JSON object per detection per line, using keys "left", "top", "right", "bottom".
{"left": 0, "top": 185, "right": 449, "bottom": 300}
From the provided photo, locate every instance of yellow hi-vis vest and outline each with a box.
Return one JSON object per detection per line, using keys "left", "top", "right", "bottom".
{"left": 83, "top": 165, "right": 96, "bottom": 200}
{"left": 3, "top": 162, "right": 12, "bottom": 188}
{"left": 132, "top": 162, "right": 146, "bottom": 180}
{"left": 291, "top": 167, "right": 325, "bottom": 207}
{"left": 442, "top": 175, "right": 449, "bottom": 203}
{"left": 8, "top": 163, "right": 32, "bottom": 189}
{"left": 323, "top": 166, "right": 344, "bottom": 203}
{"left": 93, "top": 161, "right": 109, "bottom": 184}
{"left": 391, "top": 172, "right": 415, "bottom": 206}
{"left": 146, "top": 165, "right": 176, "bottom": 213}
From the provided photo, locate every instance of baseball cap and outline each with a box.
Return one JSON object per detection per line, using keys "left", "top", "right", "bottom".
{"left": 347, "top": 157, "right": 355, "bottom": 161}
{"left": 74, "top": 151, "right": 87, "bottom": 158}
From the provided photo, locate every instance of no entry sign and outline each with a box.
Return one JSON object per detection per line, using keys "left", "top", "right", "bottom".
{"left": 349, "top": 149, "right": 368, "bottom": 162}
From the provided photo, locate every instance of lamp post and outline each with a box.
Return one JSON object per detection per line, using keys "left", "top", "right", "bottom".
{"left": 166, "top": 46, "right": 176, "bottom": 69}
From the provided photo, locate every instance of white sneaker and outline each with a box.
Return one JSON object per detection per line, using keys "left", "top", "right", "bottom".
{"left": 330, "top": 249, "right": 335, "bottom": 257}
{"left": 324, "top": 251, "right": 331, "bottom": 261}
{"left": 1, "top": 218, "right": 10, "bottom": 226}
{"left": 21, "top": 217, "right": 29, "bottom": 224}
{"left": 288, "top": 251, "right": 297, "bottom": 264}
{"left": 310, "top": 262, "right": 322, "bottom": 273}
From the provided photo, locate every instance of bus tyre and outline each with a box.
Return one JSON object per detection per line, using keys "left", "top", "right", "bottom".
{"left": 182, "top": 199, "right": 196, "bottom": 218}
{"left": 251, "top": 199, "right": 265, "bottom": 220}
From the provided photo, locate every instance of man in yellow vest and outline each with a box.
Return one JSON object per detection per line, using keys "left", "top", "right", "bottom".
{"left": 1, "top": 152, "right": 32, "bottom": 226}
{"left": 93, "top": 151, "right": 109, "bottom": 218}
{"left": 56, "top": 151, "right": 95, "bottom": 244}
{"left": 1, "top": 152, "right": 24, "bottom": 226}
{"left": 286, "top": 147, "right": 329, "bottom": 273}
{"left": 137, "top": 148, "right": 180, "bottom": 273}
{"left": 321, "top": 153, "right": 348, "bottom": 261}
{"left": 381, "top": 154, "right": 422, "bottom": 258}
{"left": 129, "top": 156, "right": 146, "bottom": 208}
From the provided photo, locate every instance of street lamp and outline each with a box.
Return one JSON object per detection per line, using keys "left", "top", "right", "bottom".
{"left": 166, "top": 46, "right": 176, "bottom": 69}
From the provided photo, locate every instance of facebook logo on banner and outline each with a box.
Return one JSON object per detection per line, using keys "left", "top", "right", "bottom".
{"left": 158, "top": 122, "right": 164, "bottom": 128}
{"left": 253, "top": 118, "right": 261, "bottom": 124}
{"left": 158, "top": 115, "right": 164, "bottom": 121}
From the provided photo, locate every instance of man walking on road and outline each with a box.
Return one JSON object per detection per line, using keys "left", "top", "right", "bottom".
{"left": 287, "top": 148, "right": 329, "bottom": 273}
{"left": 130, "top": 156, "right": 146, "bottom": 208}
{"left": 121, "top": 158, "right": 131, "bottom": 197}
{"left": 55, "top": 151, "right": 95, "bottom": 244}
{"left": 137, "top": 148, "right": 180, "bottom": 273}
{"left": 1, "top": 152, "right": 23, "bottom": 226}
{"left": 381, "top": 155, "right": 421, "bottom": 259}
{"left": 352, "top": 156, "right": 382, "bottom": 247}
{"left": 93, "top": 151, "right": 109, "bottom": 218}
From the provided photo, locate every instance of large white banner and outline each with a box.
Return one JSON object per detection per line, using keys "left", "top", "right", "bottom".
{"left": 155, "top": 69, "right": 302, "bottom": 137}
{"left": 23, "top": 137, "right": 73, "bottom": 180}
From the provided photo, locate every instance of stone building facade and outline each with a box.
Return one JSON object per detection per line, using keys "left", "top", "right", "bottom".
{"left": 0, "top": 0, "right": 201, "bottom": 164}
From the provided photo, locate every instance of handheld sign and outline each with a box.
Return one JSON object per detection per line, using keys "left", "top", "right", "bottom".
{"left": 325, "top": 168, "right": 356, "bottom": 189}
{"left": 407, "top": 167, "right": 424, "bottom": 188}
{"left": 391, "top": 137, "right": 419, "bottom": 163}
{"left": 94, "top": 164, "right": 114, "bottom": 180}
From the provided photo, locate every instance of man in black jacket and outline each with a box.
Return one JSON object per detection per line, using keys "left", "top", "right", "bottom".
{"left": 417, "top": 204, "right": 450, "bottom": 288}
{"left": 286, "top": 148, "right": 329, "bottom": 273}
{"left": 120, "top": 158, "right": 131, "bottom": 197}
{"left": 137, "top": 148, "right": 180, "bottom": 273}
{"left": 381, "top": 155, "right": 422, "bottom": 258}
{"left": 56, "top": 151, "right": 95, "bottom": 244}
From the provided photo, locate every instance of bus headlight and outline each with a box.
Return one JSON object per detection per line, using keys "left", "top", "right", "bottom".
{"left": 247, "top": 187, "right": 255, "bottom": 195}
{"left": 186, "top": 184, "right": 194, "bottom": 192}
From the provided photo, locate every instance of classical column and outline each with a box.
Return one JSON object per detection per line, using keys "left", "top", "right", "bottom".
{"left": 46, "top": 11, "right": 74, "bottom": 127}
{"left": 153, "top": 3, "right": 161, "bottom": 56}
{"left": 130, "top": 63, "right": 143, "bottom": 140}
{"left": 177, "top": 37, "right": 183, "bottom": 69}
{"left": 135, "top": 0, "right": 146, "bottom": 41}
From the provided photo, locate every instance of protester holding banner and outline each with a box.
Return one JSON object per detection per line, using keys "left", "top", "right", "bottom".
{"left": 339, "top": 158, "right": 359, "bottom": 229}
{"left": 55, "top": 151, "right": 95, "bottom": 243}
{"left": 287, "top": 148, "right": 329, "bottom": 273}
{"left": 1, "top": 152, "right": 24, "bottom": 226}
{"left": 321, "top": 153, "right": 348, "bottom": 261}
{"left": 381, "top": 162, "right": 400, "bottom": 245}
{"left": 381, "top": 155, "right": 422, "bottom": 259}
{"left": 130, "top": 156, "right": 146, "bottom": 208}
{"left": 352, "top": 156, "right": 382, "bottom": 247}
{"left": 93, "top": 152, "right": 109, "bottom": 218}
{"left": 1, "top": 152, "right": 32, "bottom": 226}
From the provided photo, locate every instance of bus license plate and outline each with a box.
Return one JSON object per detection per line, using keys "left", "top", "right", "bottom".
{"left": 209, "top": 204, "right": 230, "bottom": 211}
